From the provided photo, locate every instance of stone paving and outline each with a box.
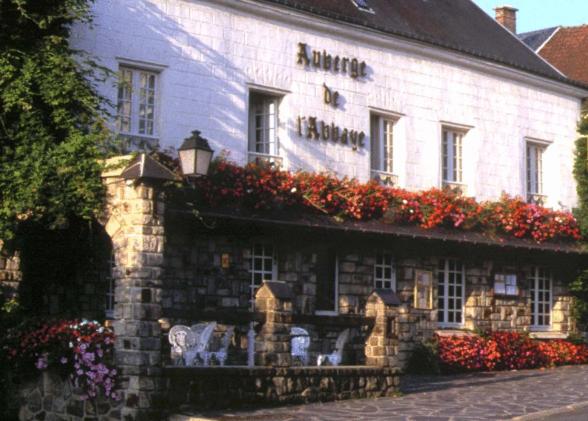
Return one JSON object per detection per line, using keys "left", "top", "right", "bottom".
{"left": 174, "top": 365, "right": 588, "bottom": 420}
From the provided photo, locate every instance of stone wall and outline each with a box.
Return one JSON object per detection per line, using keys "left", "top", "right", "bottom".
{"left": 162, "top": 227, "right": 575, "bottom": 340}
{"left": 163, "top": 366, "right": 399, "bottom": 410}
{"left": 18, "top": 371, "right": 122, "bottom": 421}
{"left": 0, "top": 225, "right": 112, "bottom": 320}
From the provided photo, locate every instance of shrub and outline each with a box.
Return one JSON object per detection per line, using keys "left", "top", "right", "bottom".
{"left": 436, "top": 331, "right": 588, "bottom": 373}
{"left": 406, "top": 340, "right": 440, "bottom": 374}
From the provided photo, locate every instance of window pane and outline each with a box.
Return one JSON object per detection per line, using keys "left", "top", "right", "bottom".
{"left": 438, "top": 259, "right": 464, "bottom": 325}
{"left": 117, "top": 68, "right": 133, "bottom": 133}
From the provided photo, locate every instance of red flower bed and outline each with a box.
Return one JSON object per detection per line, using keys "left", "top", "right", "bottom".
{"left": 437, "top": 332, "right": 588, "bottom": 373}
{"left": 191, "top": 159, "right": 581, "bottom": 243}
{"left": 2, "top": 319, "right": 118, "bottom": 400}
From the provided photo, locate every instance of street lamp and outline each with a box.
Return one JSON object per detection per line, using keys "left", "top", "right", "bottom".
{"left": 178, "top": 130, "right": 214, "bottom": 177}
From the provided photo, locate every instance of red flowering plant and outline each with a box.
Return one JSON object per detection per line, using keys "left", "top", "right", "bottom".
{"left": 188, "top": 157, "right": 581, "bottom": 243}
{"left": 436, "top": 331, "right": 588, "bottom": 373}
{"left": 2, "top": 319, "right": 119, "bottom": 400}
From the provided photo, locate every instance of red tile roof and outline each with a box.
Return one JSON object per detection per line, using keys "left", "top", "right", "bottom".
{"left": 539, "top": 25, "right": 588, "bottom": 85}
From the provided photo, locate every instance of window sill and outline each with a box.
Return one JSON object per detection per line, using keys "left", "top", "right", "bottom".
{"left": 527, "top": 193, "right": 547, "bottom": 205}
{"left": 529, "top": 326, "right": 552, "bottom": 332}
{"left": 435, "top": 328, "right": 474, "bottom": 337}
{"left": 371, "top": 170, "right": 398, "bottom": 186}
{"left": 437, "top": 323, "right": 465, "bottom": 329}
{"left": 248, "top": 152, "right": 283, "bottom": 166}
{"left": 314, "top": 310, "right": 339, "bottom": 316}
{"left": 442, "top": 181, "right": 467, "bottom": 195}
{"left": 529, "top": 331, "right": 567, "bottom": 340}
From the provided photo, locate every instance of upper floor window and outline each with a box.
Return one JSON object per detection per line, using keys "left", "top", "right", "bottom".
{"left": 442, "top": 128, "right": 464, "bottom": 189}
{"left": 374, "top": 253, "right": 396, "bottom": 290}
{"left": 526, "top": 142, "right": 546, "bottom": 204}
{"left": 248, "top": 92, "right": 282, "bottom": 165}
{"left": 370, "top": 114, "right": 397, "bottom": 185}
{"left": 117, "top": 66, "right": 159, "bottom": 149}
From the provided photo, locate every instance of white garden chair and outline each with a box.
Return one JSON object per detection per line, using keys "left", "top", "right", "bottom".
{"left": 187, "top": 321, "right": 217, "bottom": 366}
{"left": 169, "top": 325, "right": 197, "bottom": 366}
{"left": 209, "top": 326, "right": 235, "bottom": 366}
{"left": 290, "top": 327, "right": 310, "bottom": 366}
{"left": 317, "top": 328, "right": 350, "bottom": 366}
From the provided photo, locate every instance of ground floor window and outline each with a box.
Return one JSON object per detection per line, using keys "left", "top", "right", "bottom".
{"left": 437, "top": 259, "right": 465, "bottom": 327}
{"left": 530, "top": 267, "right": 552, "bottom": 329}
{"left": 374, "top": 253, "right": 395, "bottom": 290}
{"left": 104, "top": 251, "right": 116, "bottom": 319}
{"left": 250, "top": 243, "right": 277, "bottom": 306}
{"left": 315, "top": 249, "right": 338, "bottom": 314}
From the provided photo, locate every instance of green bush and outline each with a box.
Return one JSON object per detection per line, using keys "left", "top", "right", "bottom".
{"left": 406, "top": 339, "right": 440, "bottom": 375}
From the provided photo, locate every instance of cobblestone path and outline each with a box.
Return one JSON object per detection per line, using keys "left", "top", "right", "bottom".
{"left": 176, "top": 365, "right": 588, "bottom": 420}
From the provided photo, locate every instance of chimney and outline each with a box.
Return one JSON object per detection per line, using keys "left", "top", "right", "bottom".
{"left": 494, "top": 5, "right": 518, "bottom": 33}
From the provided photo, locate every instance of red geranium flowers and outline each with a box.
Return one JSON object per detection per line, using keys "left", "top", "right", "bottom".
{"left": 192, "top": 158, "right": 581, "bottom": 243}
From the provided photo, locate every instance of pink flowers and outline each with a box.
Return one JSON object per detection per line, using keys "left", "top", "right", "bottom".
{"left": 191, "top": 158, "right": 581, "bottom": 243}
{"left": 4, "top": 319, "right": 119, "bottom": 401}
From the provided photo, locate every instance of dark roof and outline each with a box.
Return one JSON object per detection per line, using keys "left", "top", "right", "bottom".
{"left": 176, "top": 208, "right": 587, "bottom": 256}
{"left": 261, "top": 281, "right": 294, "bottom": 299}
{"left": 120, "top": 153, "right": 178, "bottom": 181}
{"left": 371, "top": 289, "right": 401, "bottom": 306}
{"left": 537, "top": 26, "right": 588, "bottom": 85}
{"left": 254, "top": 0, "right": 587, "bottom": 89}
{"left": 519, "top": 27, "right": 559, "bottom": 51}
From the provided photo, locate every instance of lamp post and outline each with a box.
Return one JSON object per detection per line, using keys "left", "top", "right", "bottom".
{"left": 178, "top": 130, "right": 214, "bottom": 177}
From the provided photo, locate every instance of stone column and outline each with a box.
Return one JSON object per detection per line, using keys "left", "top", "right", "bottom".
{"left": 365, "top": 289, "right": 400, "bottom": 368}
{"left": 254, "top": 281, "right": 293, "bottom": 367}
{"left": 102, "top": 154, "right": 175, "bottom": 420}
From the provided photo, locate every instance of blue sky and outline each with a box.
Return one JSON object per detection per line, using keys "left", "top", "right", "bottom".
{"left": 473, "top": 0, "right": 588, "bottom": 33}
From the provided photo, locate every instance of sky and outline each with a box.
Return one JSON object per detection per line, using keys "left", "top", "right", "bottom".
{"left": 473, "top": 0, "right": 588, "bottom": 33}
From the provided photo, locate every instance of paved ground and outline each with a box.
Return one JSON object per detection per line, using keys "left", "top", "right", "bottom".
{"left": 173, "top": 365, "right": 588, "bottom": 421}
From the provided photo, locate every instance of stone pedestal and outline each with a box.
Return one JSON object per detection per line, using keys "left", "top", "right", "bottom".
{"left": 254, "top": 281, "right": 294, "bottom": 367}
{"left": 365, "top": 289, "right": 401, "bottom": 368}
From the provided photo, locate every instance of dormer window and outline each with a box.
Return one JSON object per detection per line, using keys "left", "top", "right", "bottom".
{"left": 352, "top": 0, "right": 374, "bottom": 13}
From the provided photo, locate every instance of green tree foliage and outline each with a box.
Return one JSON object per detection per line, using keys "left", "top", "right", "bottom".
{"left": 0, "top": 0, "right": 110, "bottom": 241}
{"left": 571, "top": 107, "right": 588, "bottom": 330}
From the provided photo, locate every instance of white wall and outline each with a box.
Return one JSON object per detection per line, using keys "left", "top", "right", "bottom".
{"left": 71, "top": 0, "right": 584, "bottom": 208}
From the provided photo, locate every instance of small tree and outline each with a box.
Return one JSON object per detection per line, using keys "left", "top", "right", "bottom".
{"left": 571, "top": 105, "right": 588, "bottom": 330}
{"left": 0, "top": 0, "right": 111, "bottom": 242}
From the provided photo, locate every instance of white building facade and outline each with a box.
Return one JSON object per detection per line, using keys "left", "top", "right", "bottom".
{"left": 72, "top": 0, "right": 587, "bottom": 208}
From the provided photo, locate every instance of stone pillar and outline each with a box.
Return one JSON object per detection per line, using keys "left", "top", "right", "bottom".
{"left": 365, "top": 289, "right": 401, "bottom": 368}
{"left": 254, "top": 281, "right": 293, "bottom": 367}
{"left": 102, "top": 154, "right": 175, "bottom": 420}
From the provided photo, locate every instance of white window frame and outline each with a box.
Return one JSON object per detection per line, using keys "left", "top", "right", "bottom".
{"left": 370, "top": 112, "right": 399, "bottom": 186}
{"left": 105, "top": 252, "right": 116, "bottom": 319}
{"left": 526, "top": 140, "right": 548, "bottom": 204}
{"left": 315, "top": 254, "right": 339, "bottom": 316}
{"left": 530, "top": 267, "right": 553, "bottom": 331}
{"left": 437, "top": 259, "right": 465, "bottom": 328}
{"left": 249, "top": 243, "right": 278, "bottom": 309}
{"left": 442, "top": 128, "right": 465, "bottom": 186}
{"left": 248, "top": 90, "right": 282, "bottom": 165}
{"left": 116, "top": 65, "right": 161, "bottom": 145}
{"left": 374, "top": 253, "right": 396, "bottom": 291}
